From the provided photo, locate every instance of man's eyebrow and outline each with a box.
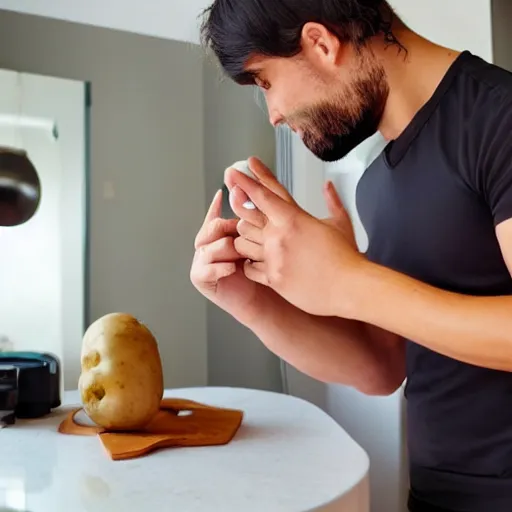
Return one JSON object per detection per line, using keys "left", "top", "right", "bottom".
{"left": 245, "top": 67, "right": 263, "bottom": 79}
{"left": 234, "top": 68, "right": 262, "bottom": 86}
{"left": 247, "top": 66, "right": 262, "bottom": 75}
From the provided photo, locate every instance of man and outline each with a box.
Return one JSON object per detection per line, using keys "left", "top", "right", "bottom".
{"left": 190, "top": 1, "right": 512, "bottom": 510}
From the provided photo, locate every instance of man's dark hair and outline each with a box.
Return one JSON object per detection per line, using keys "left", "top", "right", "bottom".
{"left": 200, "top": 0, "right": 405, "bottom": 85}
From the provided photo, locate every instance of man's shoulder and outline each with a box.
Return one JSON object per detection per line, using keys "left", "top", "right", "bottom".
{"left": 457, "top": 52, "right": 512, "bottom": 110}
{"left": 447, "top": 54, "right": 512, "bottom": 213}
{"left": 444, "top": 52, "right": 512, "bottom": 158}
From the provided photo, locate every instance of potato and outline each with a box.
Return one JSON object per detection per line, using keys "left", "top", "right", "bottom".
{"left": 78, "top": 313, "right": 164, "bottom": 430}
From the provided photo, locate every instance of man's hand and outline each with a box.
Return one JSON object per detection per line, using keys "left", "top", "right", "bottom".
{"left": 225, "top": 160, "right": 512, "bottom": 374}
{"left": 190, "top": 188, "right": 273, "bottom": 327}
{"left": 225, "top": 157, "right": 367, "bottom": 318}
{"left": 196, "top": 158, "right": 406, "bottom": 394}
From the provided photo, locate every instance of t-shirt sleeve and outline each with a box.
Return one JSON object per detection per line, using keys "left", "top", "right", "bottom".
{"left": 476, "top": 97, "right": 512, "bottom": 226}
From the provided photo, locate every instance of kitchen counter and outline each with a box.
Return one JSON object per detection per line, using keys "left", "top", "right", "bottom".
{"left": 1, "top": 386, "right": 369, "bottom": 511}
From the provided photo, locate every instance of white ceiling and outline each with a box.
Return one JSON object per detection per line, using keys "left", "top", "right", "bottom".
{"left": 0, "top": 0, "right": 212, "bottom": 44}
{"left": 0, "top": 0, "right": 493, "bottom": 60}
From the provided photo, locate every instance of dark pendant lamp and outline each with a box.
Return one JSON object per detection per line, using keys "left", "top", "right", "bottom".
{"left": 0, "top": 147, "right": 41, "bottom": 227}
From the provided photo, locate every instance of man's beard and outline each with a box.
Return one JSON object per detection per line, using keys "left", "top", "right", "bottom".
{"left": 293, "top": 65, "right": 388, "bottom": 162}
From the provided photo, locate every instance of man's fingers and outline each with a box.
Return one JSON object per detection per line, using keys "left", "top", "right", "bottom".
{"left": 247, "top": 157, "right": 295, "bottom": 203}
{"left": 237, "top": 219, "right": 263, "bottom": 244}
{"left": 243, "top": 260, "right": 268, "bottom": 286}
{"left": 203, "top": 189, "right": 223, "bottom": 226}
{"left": 224, "top": 157, "right": 295, "bottom": 205}
{"left": 323, "top": 181, "right": 352, "bottom": 221}
{"left": 229, "top": 186, "right": 267, "bottom": 228}
{"left": 234, "top": 237, "right": 264, "bottom": 262}
{"left": 323, "top": 181, "right": 356, "bottom": 238}
{"left": 192, "top": 261, "right": 237, "bottom": 286}
{"left": 228, "top": 172, "right": 291, "bottom": 222}
{"left": 323, "top": 181, "right": 346, "bottom": 216}
{"left": 197, "top": 236, "right": 240, "bottom": 264}
{"left": 195, "top": 218, "right": 239, "bottom": 249}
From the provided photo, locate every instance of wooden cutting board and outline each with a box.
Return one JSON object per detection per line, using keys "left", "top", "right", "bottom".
{"left": 58, "top": 398, "right": 244, "bottom": 461}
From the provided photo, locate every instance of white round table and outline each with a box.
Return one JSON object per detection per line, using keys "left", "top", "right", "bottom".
{"left": 0, "top": 387, "right": 370, "bottom": 512}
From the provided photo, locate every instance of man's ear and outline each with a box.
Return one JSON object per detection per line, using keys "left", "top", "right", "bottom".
{"left": 300, "top": 22, "right": 343, "bottom": 67}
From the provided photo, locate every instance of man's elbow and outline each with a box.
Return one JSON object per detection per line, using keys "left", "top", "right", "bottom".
{"left": 355, "top": 374, "right": 405, "bottom": 397}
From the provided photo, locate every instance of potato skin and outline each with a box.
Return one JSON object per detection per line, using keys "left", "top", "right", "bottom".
{"left": 78, "top": 313, "right": 164, "bottom": 430}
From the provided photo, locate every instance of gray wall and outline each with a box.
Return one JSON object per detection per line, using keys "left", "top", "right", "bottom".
{"left": 0, "top": 9, "right": 283, "bottom": 394}
{"left": 492, "top": 0, "right": 512, "bottom": 72}
{"left": 0, "top": 10, "right": 208, "bottom": 389}
{"left": 202, "top": 56, "right": 283, "bottom": 391}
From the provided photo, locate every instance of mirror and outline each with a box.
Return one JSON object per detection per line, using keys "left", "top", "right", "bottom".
{"left": 0, "top": 66, "right": 87, "bottom": 396}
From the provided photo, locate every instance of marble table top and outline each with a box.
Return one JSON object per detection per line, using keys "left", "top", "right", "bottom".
{"left": 0, "top": 386, "right": 369, "bottom": 512}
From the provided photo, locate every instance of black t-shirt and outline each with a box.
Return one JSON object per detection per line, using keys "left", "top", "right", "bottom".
{"left": 357, "top": 51, "right": 512, "bottom": 511}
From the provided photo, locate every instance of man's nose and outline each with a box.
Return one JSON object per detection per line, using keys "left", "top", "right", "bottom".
{"left": 269, "top": 110, "right": 283, "bottom": 127}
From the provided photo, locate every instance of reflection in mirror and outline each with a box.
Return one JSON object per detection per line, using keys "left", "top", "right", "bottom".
{"left": 0, "top": 70, "right": 87, "bottom": 397}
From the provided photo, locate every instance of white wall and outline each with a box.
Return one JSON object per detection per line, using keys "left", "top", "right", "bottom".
{"left": 0, "top": 69, "right": 86, "bottom": 393}
{"left": 0, "top": 0, "right": 495, "bottom": 58}
{"left": 392, "top": 0, "right": 493, "bottom": 60}
{"left": 0, "top": 0, "right": 211, "bottom": 44}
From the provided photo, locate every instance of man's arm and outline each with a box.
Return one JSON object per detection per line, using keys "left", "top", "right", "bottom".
{"left": 345, "top": 98, "right": 512, "bottom": 373}
{"left": 225, "top": 160, "right": 406, "bottom": 395}
{"left": 345, "top": 219, "right": 512, "bottom": 372}
{"left": 250, "top": 291, "right": 406, "bottom": 396}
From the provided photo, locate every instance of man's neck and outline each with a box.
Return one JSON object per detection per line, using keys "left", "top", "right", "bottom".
{"left": 375, "top": 29, "right": 461, "bottom": 141}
